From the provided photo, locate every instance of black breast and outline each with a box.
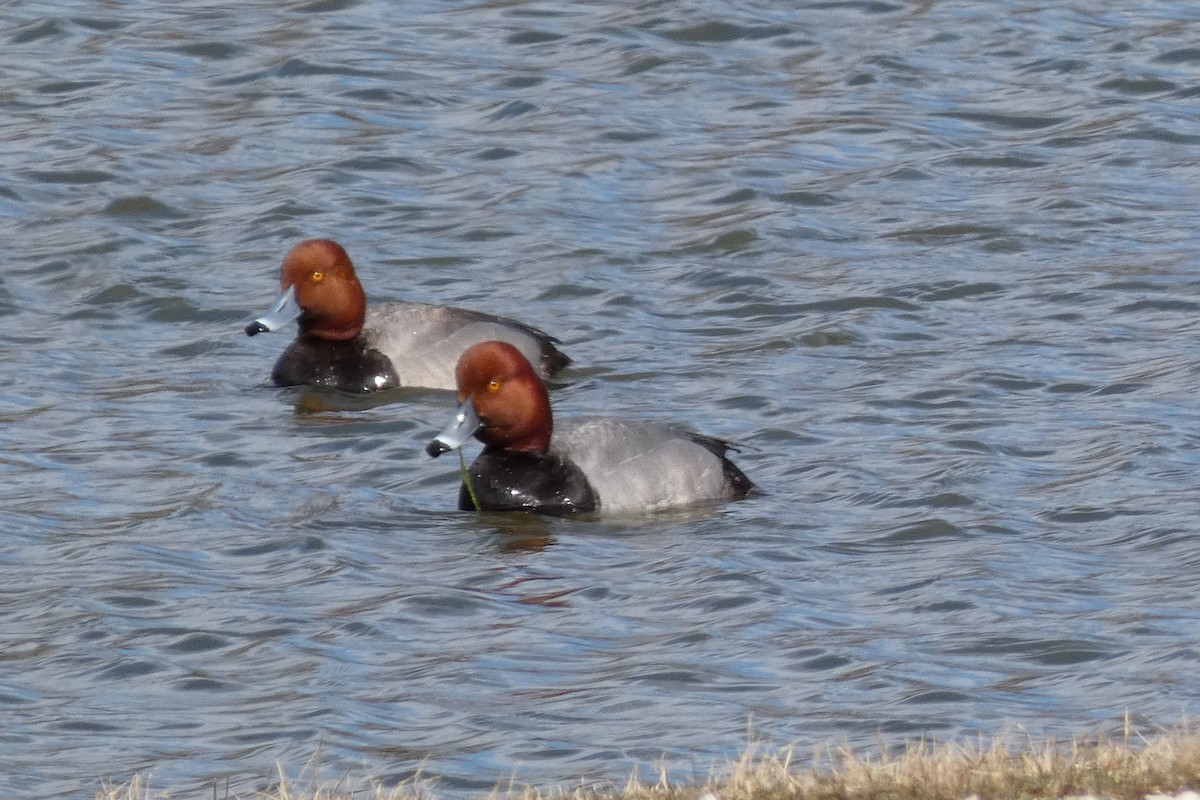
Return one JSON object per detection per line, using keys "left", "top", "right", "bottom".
{"left": 271, "top": 337, "right": 399, "bottom": 392}
{"left": 459, "top": 450, "right": 598, "bottom": 515}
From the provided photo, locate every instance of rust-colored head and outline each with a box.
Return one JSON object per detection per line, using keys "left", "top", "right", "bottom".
{"left": 455, "top": 341, "right": 553, "bottom": 454}
{"left": 280, "top": 239, "right": 367, "bottom": 341}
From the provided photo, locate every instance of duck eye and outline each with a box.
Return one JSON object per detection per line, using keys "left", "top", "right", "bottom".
{"left": 487, "top": 380, "right": 501, "bottom": 393}
{"left": 311, "top": 270, "right": 324, "bottom": 283}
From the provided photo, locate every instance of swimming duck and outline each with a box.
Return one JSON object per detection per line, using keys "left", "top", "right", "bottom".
{"left": 245, "top": 239, "right": 569, "bottom": 392}
{"left": 426, "top": 341, "right": 754, "bottom": 515}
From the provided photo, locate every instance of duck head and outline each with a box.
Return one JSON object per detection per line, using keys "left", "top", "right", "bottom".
{"left": 426, "top": 341, "right": 553, "bottom": 457}
{"left": 245, "top": 239, "right": 367, "bottom": 341}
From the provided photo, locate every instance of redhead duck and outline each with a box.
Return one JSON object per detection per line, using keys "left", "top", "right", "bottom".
{"left": 426, "top": 341, "right": 754, "bottom": 515}
{"left": 245, "top": 239, "right": 570, "bottom": 392}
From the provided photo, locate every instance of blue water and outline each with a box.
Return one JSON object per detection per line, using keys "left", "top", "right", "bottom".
{"left": 3, "top": 1, "right": 1200, "bottom": 797}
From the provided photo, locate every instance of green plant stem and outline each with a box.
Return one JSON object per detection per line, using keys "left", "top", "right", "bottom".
{"left": 459, "top": 448, "right": 482, "bottom": 511}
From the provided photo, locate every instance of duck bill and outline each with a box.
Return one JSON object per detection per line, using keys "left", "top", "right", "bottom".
{"left": 426, "top": 398, "right": 481, "bottom": 457}
{"left": 245, "top": 284, "right": 301, "bottom": 336}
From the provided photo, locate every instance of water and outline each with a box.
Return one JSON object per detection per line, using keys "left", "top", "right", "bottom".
{"left": 3, "top": 0, "right": 1200, "bottom": 797}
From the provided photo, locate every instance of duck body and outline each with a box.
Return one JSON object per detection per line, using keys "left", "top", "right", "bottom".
{"left": 271, "top": 300, "right": 568, "bottom": 392}
{"left": 459, "top": 447, "right": 598, "bottom": 515}
{"left": 247, "top": 240, "right": 569, "bottom": 392}
{"left": 362, "top": 301, "right": 569, "bottom": 391}
{"left": 428, "top": 341, "right": 754, "bottom": 516}
{"left": 458, "top": 417, "right": 752, "bottom": 515}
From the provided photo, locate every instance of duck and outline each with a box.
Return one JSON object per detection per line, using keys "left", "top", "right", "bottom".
{"left": 425, "top": 341, "right": 754, "bottom": 515}
{"left": 245, "top": 239, "right": 570, "bottom": 392}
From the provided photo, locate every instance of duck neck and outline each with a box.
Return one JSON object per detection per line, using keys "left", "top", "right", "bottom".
{"left": 299, "top": 316, "right": 363, "bottom": 342}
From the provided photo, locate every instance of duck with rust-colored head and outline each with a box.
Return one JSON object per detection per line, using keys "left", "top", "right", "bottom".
{"left": 245, "top": 239, "right": 570, "bottom": 392}
{"left": 426, "top": 341, "right": 754, "bottom": 515}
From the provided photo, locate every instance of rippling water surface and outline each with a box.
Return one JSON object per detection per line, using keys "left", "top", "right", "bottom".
{"left": 4, "top": 1, "right": 1200, "bottom": 797}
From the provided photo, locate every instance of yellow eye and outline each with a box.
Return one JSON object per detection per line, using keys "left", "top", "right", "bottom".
{"left": 311, "top": 271, "right": 324, "bottom": 283}
{"left": 487, "top": 380, "right": 501, "bottom": 393}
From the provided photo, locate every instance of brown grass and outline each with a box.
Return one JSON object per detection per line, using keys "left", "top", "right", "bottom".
{"left": 98, "top": 720, "right": 1200, "bottom": 800}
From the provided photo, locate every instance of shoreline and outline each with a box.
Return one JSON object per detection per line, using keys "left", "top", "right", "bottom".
{"left": 99, "top": 722, "right": 1200, "bottom": 800}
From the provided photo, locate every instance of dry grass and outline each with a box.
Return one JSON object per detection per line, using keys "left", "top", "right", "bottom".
{"left": 98, "top": 721, "right": 1200, "bottom": 800}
